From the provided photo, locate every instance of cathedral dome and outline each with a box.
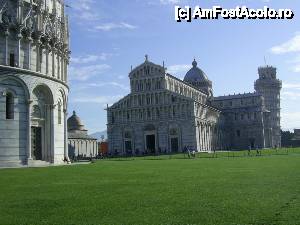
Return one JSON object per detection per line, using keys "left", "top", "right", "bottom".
{"left": 67, "top": 111, "right": 85, "bottom": 131}
{"left": 184, "top": 59, "right": 208, "bottom": 82}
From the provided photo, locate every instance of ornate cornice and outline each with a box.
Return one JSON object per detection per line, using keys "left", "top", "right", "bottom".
{"left": 0, "top": 65, "right": 69, "bottom": 90}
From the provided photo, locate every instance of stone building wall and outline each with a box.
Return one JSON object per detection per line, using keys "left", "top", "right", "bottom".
{"left": 68, "top": 139, "right": 98, "bottom": 158}
{"left": 107, "top": 59, "right": 223, "bottom": 155}
{"left": 0, "top": 0, "right": 70, "bottom": 167}
{"left": 255, "top": 66, "right": 282, "bottom": 148}
{"left": 108, "top": 58, "right": 282, "bottom": 154}
{"left": 212, "top": 93, "right": 268, "bottom": 149}
{"left": 0, "top": 68, "right": 68, "bottom": 166}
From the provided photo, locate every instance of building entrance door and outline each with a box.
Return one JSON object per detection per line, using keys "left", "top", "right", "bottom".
{"left": 124, "top": 140, "right": 132, "bottom": 155}
{"left": 171, "top": 138, "right": 179, "bottom": 153}
{"left": 31, "top": 127, "right": 42, "bottom": 160}
{"left": 146, "top": 135, "right": 156, "bottom": 154}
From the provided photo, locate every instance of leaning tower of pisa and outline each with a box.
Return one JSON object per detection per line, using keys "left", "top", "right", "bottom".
{"left": 0, "top": 0, "right": 70, "bottom": 167}
{"left": 255, "top": 66, "right": 282, "bottom": 148}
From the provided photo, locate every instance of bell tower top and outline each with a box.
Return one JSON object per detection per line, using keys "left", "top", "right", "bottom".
{"left": 258, "top": 66, "right": 277, "bottom": 79}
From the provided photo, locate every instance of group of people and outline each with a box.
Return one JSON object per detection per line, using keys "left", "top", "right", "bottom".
{"left": 248, "top": 146, "right": 262, "bottom": 156}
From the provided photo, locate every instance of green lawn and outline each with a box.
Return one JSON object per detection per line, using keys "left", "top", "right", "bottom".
{"left": 1, "top": 149, "right": 300, "bottom": 225}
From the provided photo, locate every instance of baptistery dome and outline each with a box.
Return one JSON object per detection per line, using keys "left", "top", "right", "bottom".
{"left": 67, "top": 111, "right": 86, "bottom": 131}
{"left": 67, "top": 111, "right": 98, "bottom": 159}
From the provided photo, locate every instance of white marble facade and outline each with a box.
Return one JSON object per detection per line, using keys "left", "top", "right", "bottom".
{"left": 0, "top": 0, "right": 70, "bottom": 167}
{"left": 107, "top": 57, "right": 281, "bottom": 155}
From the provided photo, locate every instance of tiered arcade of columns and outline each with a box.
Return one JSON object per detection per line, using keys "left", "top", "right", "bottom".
{"left": 0, "top": 0, "right": 70, "bottom": 82}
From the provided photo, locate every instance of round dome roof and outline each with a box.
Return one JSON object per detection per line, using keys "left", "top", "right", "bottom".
{"left": 67, "top": 111, "right": 85, "bottom": 131}
{"left": 184, "top": 59, "right": 208, "bottom": 82}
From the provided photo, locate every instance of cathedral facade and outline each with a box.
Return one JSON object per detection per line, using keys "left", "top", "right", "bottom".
{"left": 0, "top": 0, "right": 70, "bottom": 167}
{"left": 107, "top": 57, "right": 281, "bottom": 155}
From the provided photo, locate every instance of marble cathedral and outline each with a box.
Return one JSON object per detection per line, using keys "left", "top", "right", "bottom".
{"left": 107, "top": 57, "right": 282, "bottom": 155}
{"left": 0, "top": 0, "right": 70, "bottom": 167}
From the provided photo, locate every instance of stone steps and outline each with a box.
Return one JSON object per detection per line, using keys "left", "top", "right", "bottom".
{"left": 0, "top": 161, "right": 25, "bottom": 168}
{"left": 27, "top": 160, "right": 51, "bottom": 168}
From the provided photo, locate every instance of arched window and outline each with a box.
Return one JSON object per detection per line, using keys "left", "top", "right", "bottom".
{"left": 58, "top": 102, "right": 62, "bottom": 124}
{"left": 6, "top": 92, "right": 14, "bottom": 119}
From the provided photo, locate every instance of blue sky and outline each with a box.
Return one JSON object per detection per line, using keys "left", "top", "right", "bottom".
{"left": 65, "top": 0, "right": 300, "bottom": 134}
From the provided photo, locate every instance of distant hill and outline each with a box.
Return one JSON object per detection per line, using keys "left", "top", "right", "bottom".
{"left": 90, "top": 130, "right": 107, "bottom": 141}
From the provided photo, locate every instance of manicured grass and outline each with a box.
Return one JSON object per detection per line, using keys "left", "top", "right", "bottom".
{"left": 1, "top": 149, "right": 300, "bottom": 225}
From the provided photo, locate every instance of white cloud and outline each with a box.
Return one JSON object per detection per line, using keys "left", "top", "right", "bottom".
{"left": 94, "top": 22, "right": 137, "bottom": 31}
{"left": 282, "top": 82, "right": 300, "bottom": 90}
{"left": 281, "top": 82, "right": 300, "bottom": 100}
{"left": 71, "top": 95, "right": 123, "bottom": 105}
{"left": 69, "top": 64, "right": 111, "bottom": 81}
{"left": 117, "top": 75, "right": 126, "bottom": 80}
{"left": 72, "top": 81, "right": 129, "bottom": 92}
{"left": 71, "top": 0, "right": 93, "bottom": 11}
{"left": 270, "top": 33, "right": 300, "bottom": 54}
{"left": 88, "top": 82, "right": 130, "bottom": 91}
{"left": 71, "top": 54, "right": 113, "bottom": 64}
{"left": 281, "top": 112, "right": 300, "bottom": 130}
{"left": 270, "top": 33, "right": 300, "bottom": 73}
{"left": 287, "top": 55, "right": 300, "bottom": 64}
{"left": 69, "top": 0, "right": 100, "bottom": 22}
{"left": 160, "top": 0, "right": 181, "bottom": 4}
{"left": 167, "top": 64, "right": 190, "bottom": 78}
{"left": 293, "top": 64, "right": 300, "bottom": 72}
{"left": 281, "top": 82, "right": 300, "bottom": 129}
{"left": 281, "top": 91, "right": 300, "bottom": 101}
{"left": 68, "top": 0, "right": 136, "bottom": 33}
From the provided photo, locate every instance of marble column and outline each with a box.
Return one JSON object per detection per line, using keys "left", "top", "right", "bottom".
{"left": 52, "top": 48, "right": 56, "bottom": 77}
{"left": 203, "top": 124, "right": 206, "bottom": 151}
{"left": 210, "top": 126, "right": 212, "bottom": 151}
{"left": 206, "top": 125, "right": 209, "bottom": 151}
{"left": 65, "top": 59, "right": 68, "bottom": 81}
{"left": 28, "top": 39, "right": 32, "bottom": 70}
{"left": 16, "top": 33, "right": 22, "bottom": 67}
{"left": 197, "top": 124, "right": 201, "bottom": 152}
{"left": 50, "top": 105, "right": 55, "bottom": 163}
{"left": 207, "top": 125, "right": 210, "bottom": 151}
{"left": 27, "top": 100, "right": 33, "bottom": 161}
{"left": 4, "top": 31, "right": 9, "bottom": 65}
{"left": 61, "top": 56, "right": 64, "bottom": 81}
{"left": 199, "top": 124, "right": 202, "bottom": 152}
{"left": 46, "top": 46, "right": 49, "bottom": 74}
{"left": 211, "top": 126, "right": 214, "bottom": 151}
{"left": 64, "top": 110, "right": 68, "bottom": 161}
{"left": 45, "top": 105, "right": 51, "bottom": 161}
{"left": 36, "top": 41, "right": 41, "bottom": 72}
{"left": 201, "top": 125, "right": 204, "bottom": 151}
{"left": 57, "top": 53, "right": 60, "bottom": 79}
